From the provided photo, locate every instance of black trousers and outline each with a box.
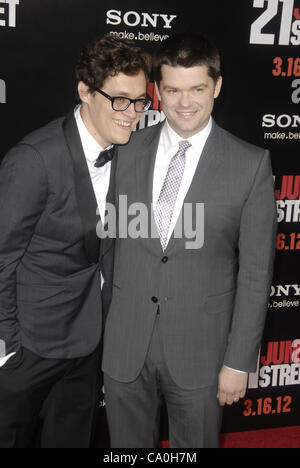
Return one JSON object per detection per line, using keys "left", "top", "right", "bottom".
{"left": 0, "top": 346, "right": 101, "bottom": 448}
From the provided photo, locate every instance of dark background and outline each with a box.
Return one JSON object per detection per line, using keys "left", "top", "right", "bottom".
{"left": 1, "top": 0, "right": 299, "bottom": 441}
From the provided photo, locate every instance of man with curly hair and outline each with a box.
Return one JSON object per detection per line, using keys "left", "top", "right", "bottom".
{"left": 0, "top": 34, "right": 151, "bottom": 448}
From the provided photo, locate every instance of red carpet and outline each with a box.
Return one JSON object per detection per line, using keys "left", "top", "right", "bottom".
{"left": 220, "top": 426, "right": 300, "bottom": 448}
{"left": 159, "top": 426, "right": 300, "bottom": 448}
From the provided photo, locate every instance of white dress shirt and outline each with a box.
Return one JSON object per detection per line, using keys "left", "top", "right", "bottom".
{"left": 0, "top": 352, "right": 17, "bottom": 367}
{"left": 0, "top": 106, "right": 112, "bottom": 368}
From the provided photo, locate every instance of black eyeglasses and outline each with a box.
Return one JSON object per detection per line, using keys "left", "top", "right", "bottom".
{"left": 93, "top": 88, "right": 152, "bottom": 113}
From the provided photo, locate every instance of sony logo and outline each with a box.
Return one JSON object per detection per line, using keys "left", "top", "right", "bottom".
{"left": 262, "top": 114, "right": 300, "bottom": 128}
{"left": 106, "top": 10, "right": 177, "bottom": 29}
{"left": 270, "top": 284, "right": 300, "bottom": 297}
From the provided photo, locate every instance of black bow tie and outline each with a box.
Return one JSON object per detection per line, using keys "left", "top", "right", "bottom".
{"left": 94, "top": 147, "right": 114, "bottom": 168}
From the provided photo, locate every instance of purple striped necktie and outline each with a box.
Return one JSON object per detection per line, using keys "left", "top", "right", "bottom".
{"left": 154, "top": 140, "right": 192, "bottom": 251}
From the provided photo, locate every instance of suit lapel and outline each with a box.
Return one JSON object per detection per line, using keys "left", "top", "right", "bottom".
{"left": 62, "top": 111, "right": 100, "bottom": 264}
{"left": 183, "top": 120, "right": 224, "bottom": 203}
{"left": 165, "top": 120, "right": 222, "bottom": 255}
{"left": 135, "top": 122, "right": 165, "bottom": 255}
{"left": 135, "top": 122, "right": 164, "bottom": 206}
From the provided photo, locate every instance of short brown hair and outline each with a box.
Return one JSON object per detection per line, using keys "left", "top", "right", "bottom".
{"left": 153, "top": 34, "right": 221, "bottom": 86}
{"left": 75, "top": 34, "right": 152, "bottom": 99}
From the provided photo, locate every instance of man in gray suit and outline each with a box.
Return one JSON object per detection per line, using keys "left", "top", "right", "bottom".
{"left": 0, "top": 34, "right": 151, "bottom": 448}
{"left": 102, "top": 34, "right": 277, "bottom": 448}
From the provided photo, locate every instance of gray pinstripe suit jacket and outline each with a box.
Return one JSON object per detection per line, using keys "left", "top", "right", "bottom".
{"left": 102, "top": 120, "right": 277, "bottom": 389}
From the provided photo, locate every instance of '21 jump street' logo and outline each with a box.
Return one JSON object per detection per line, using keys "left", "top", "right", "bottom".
{"left": 0, "top": 0, "right": 20, "bottom": 27}
{"left": 250, "top": 0, "right": 300, "bottom": 45}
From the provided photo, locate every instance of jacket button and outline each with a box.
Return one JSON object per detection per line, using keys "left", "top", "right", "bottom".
{"left": 161, "top": 256, "right": 168, "bottom": 263}
{"left": 151, "top": 296, "right": 158, "bottom": 303}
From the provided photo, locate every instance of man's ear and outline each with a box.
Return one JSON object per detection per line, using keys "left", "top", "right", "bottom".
{"left": 77, "top": 81, "right": 91, "bottom": 103}
{"left": 214, "top": 76, "right": 223, "bottom": 99}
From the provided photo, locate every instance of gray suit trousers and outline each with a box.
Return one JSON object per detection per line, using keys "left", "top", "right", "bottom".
{"left": 104, "top": 316, "right": 222, "bottom": 448}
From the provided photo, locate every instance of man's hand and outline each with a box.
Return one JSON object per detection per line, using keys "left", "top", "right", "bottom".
{"left": 217, "top": 366, "right": 248, "bottom": 406}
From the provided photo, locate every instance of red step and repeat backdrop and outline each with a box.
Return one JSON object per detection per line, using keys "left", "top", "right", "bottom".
{"left": 0, "top": 0, "right": 300, "bottom": 446}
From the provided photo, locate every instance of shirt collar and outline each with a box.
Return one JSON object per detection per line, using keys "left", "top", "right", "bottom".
{"left": 163, "top": 117, "right": 212, "bottom": 154}
{"left": 74, "top": 105, "right": 113, "bottom": 164}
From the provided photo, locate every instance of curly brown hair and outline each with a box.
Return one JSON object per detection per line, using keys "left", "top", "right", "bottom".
{"left": 75, "top": 34, "right": 152, "bottom": 100}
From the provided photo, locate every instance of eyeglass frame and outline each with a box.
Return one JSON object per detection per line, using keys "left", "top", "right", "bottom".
{"left": 93, "top": 87, "right": 152, "bottom": 113}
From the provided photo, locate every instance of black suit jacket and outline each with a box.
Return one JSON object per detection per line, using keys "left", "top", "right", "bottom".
{"left": 0, "top": 111, "right": 115, "bottom": 358}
